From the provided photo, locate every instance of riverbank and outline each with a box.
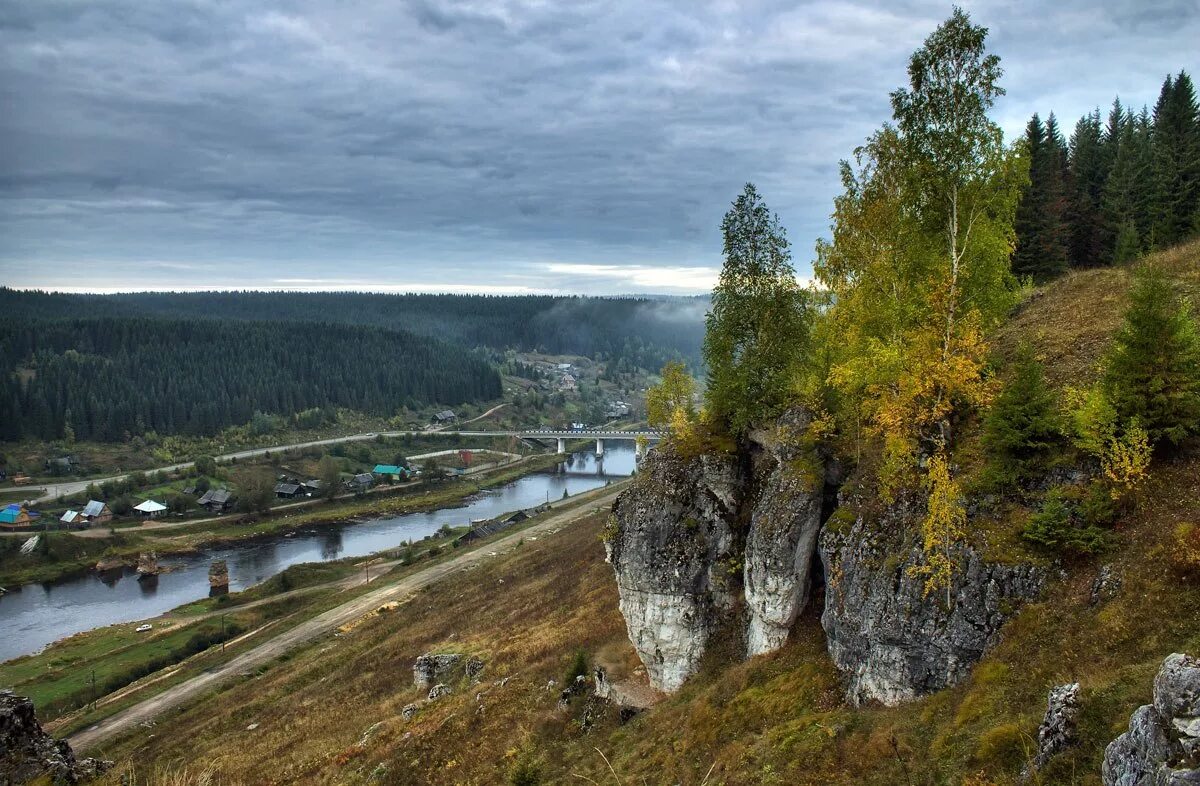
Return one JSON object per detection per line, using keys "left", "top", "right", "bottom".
{"left": 0, "top": 449, "right": 575, "bottom": 588}
{"left": 1, "top": 480, "right": 627, "bottom": 740}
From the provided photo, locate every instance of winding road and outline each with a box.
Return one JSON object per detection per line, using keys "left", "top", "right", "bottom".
{"left": 31, "top": 403, "right": 514, "bottom": 504}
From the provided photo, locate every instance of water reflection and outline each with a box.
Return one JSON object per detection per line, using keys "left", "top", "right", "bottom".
{"left": 0, "top": 444, "right": 636, "bottom": 663}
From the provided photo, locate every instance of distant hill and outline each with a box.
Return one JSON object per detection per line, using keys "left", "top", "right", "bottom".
{"left": 0, "top": 318, "right": 501, "bottom": 441}
{"left": 0, "top": 290, "right": 708, "bottom": 371}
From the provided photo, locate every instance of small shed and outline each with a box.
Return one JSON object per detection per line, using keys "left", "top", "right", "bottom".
{"left": 302, "top": 479, "right": 324, "bottom": 494}
{"left": 432, "top": 410, "right": 457, "bottom": 423}
{"left": 60, "top": 509, "right": 82, "bottom": 527}
{"left": 134, "top": 500, "right": 167, "bottom": 517}
{"left": 348, "top": 472, "right": 373, "bottom": 491}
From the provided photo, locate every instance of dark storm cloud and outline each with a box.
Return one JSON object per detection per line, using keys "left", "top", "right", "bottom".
{"left": 0, "top": 0, "right": 1197, "bottom": 293}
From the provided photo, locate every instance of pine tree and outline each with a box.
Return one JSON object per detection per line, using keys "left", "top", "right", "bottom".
{"left": 982, "top": 343, "right": 1063, "bottom": 481}
{"left": 1152, "top": 71, "right": 1200, "bottom": 246}
{"left": 1102, "top": 264, "right": 1200, "bottom": 447}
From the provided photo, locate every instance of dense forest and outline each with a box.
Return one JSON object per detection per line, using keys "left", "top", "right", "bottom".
{"left": 0, "top": 319, "right": 501, "bottom": 441}
{"left": 0, "top": 291, "right": 706, "bottom": 371}
{"left": 1014, "top": 70, "right": 1200, "bottom": 281}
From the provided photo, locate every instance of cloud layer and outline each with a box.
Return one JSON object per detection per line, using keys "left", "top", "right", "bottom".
{"left": 1, "top": 0, "right": 1197, "bottom": 294}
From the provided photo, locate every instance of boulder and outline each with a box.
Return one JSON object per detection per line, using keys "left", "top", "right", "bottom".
{"left": 136, "top": 552, "right": 160, "bottom": 577}
{"left": 0, "top": 690, "right": 112, "bottom": 784}
{"left": 413, "top": 653, "right": 463, "bottom": 688}
{"left": 1104, "top": 653, "right": 1200, "bottom": 785}
{"left": 427, "top": 683, "right": 451, "bottom": 701}
{"left": 401, "top": 703, "right": 420, "bottom": 721}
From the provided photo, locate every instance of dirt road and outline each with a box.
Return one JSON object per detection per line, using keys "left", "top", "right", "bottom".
{"left": 67, "top": 485, "right": 622, "bottom": 753}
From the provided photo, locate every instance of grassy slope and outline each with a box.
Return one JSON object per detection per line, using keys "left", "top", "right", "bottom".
{"left": 91, "top": 243, "right": 1200, "bottom": 786}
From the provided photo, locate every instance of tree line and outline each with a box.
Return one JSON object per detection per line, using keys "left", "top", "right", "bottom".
{"left": 1014, "top": 71, "right": 1200, "bottom": 281}
{"left": 0, "top": 318, "right": 501, "bottom": 441}
{"left": 0, "top": 290, "right": 706, "bottom": 371}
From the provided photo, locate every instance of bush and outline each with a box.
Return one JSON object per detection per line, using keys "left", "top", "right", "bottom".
{"left": 565, "top": 649, "right": 589, "bottom": 684}
{"left": 508, "top": 754, "right": 542, "bottom": 786}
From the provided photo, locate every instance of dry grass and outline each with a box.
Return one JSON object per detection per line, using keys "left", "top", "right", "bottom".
{"left": 994, "top": 238, "right": 1200, "bottom": 388}
{"left": 89, "top": 242, "right": 1200, "bottom": 785}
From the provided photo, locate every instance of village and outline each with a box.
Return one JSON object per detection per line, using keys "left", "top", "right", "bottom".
{"left": 0, "top": 352, "right": 649, "bottom": 537}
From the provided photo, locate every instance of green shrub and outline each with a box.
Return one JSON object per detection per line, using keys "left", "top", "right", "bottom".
{"left": 1022, "top": 488, "right": 1109, "bottom": 554}
{"left": 1102, "top": 263, "right": 1200, "bottom": 447}
{"left": 982, "top": 343, "right": 1063, "bottom": 483}
{"left": 565, "top": 649, "right": 589, "bottom": 685}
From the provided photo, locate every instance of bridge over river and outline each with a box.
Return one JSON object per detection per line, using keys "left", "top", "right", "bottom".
{"left": 455, "top": 428, "right": 664, "bottom": 455}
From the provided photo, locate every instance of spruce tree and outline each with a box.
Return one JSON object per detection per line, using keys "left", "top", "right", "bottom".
{"left": 1068, "top": 109, "right": 1107, "bottom": 267}
{"left": 704, "top": 183, "right": 810, "bottom": 436}
{"left": 1103, "top": 104, "right": 1153, "bottom": 262}
{"left": 1152, "top": 71, "right": 1200, "bottom": 246}
{"left": 1102, "top": 264, "right": 1200, "bottom": 447}
{"left": 983, "top": 342, "right": 1063, "bottom": 481}
{"left": 1013, "top": 114, "right": 1048, "bottom": 279}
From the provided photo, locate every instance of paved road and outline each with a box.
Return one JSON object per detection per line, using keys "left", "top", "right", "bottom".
{"left": 67, "top": 484, "right": 623, "bottom": 753}
{"left": 30, "top": 404, "right": 514, "bottom": 504}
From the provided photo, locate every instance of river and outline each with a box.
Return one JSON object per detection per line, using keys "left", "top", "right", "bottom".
{"left": 0, "top": 444, "right": 635, "bottom": 663}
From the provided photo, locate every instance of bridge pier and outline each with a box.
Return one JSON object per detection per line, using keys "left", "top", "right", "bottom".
{"left": 556, "top": 437, "right": 566, "bottom": 454}
{"left": 635, "top": 439, "right": 646, "bottom": 460}
{"left": 595, "top": 438, "right": 604, "bottom": 456}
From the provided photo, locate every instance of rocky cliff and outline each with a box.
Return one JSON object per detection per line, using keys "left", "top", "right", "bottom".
{"left": 605, "top": 448, "right": 743, "bottom": 693}
{"left": 742, "top": 410, "right": 830, "bottom": 657}
{"left": 608, "top": 410, "right": 1045, "bottom": 703}
{"left": 819, "top": 499, "right": 1046, "bottom": 706}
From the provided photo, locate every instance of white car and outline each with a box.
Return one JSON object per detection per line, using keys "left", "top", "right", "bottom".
{"left": 135, "top": 623, "right": 153, "bottom": 633}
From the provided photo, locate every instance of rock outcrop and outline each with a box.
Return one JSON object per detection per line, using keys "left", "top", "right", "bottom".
{"left": 606, "top": 446, "right": 744, "bottom": 693}
{"left": 743, "top": 410, "right": 829, "bottom": 656}
{"left": 608, "top": 409, "right": 1044, "bottom": 702}
{"left": 1033, "top": 682, "right": 1082, "bottom": 771}
{"left": 1103, "top": 653, "right": 1200, "bottom": 785}
{"left": 819, "top": 502, "right": 1045, "bottom": 705}
{"left": 413, "top": 653, "right": 463, "bottom": 688}
{"left": 0, "top": 691, "right": 112, "bottom": 784}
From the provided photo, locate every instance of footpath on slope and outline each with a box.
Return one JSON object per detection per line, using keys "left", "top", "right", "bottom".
{"left": 65, "top": 484, "right": 625, "bottom": 754}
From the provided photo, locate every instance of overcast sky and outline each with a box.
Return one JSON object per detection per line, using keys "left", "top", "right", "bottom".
{"left": 1, "top": 1, "right": 1197, "bottom": 295}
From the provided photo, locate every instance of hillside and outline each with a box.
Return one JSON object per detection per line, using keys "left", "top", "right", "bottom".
{"left": 73, "top": 242, "right": 1200, "bottom": 785}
